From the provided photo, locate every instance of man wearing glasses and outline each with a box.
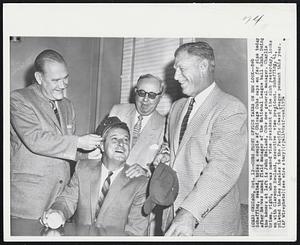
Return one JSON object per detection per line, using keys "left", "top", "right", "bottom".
{"left": 109, "top": 74, "right": 166, "bottom": 178}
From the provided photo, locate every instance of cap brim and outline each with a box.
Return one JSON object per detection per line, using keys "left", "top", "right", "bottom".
{"left": 143, "top": 197, "right": 156, "bottom": 215}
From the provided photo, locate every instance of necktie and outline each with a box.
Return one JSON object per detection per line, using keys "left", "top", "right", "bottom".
{"left": 95, "top": 171, "right": 113, "bottom": 219}
{"left": 49, "top": 100, "right": 61, "bottom": 126}
{"left": 178, "top": 98, "right": 195, "bottom": 145}
{"left": 132, "top": 115, "right": 143, "bottom": 147}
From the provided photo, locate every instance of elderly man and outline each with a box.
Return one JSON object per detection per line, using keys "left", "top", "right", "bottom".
{"left": 163, "top": 41, "right": 247, "bottom": 236}
{"left": 109, "top": 74, "right": 166, "bottom": 177}
{"left": 10, "top": 49, "right": 101, "bottom": 220}
{"left": 41, "top": 117, "right": 149, "bottom": 236}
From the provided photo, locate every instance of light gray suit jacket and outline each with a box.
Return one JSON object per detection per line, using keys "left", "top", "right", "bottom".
{"left": 51, "top": 160, "right": 149, "bottom": 236}
{"left": 165, "top": 85, "right": 247, "bottom": 235}
{"left": 10, "top": 83, "right": 79, "bottom": 219}
{"left": 109, "top": 104, "right": 165, "bottom": 169}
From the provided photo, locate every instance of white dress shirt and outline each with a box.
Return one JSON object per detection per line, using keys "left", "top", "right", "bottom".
{"left": 133, "top": 111, "right": 152, "bottom": 131}
{"left": 187, "top": 82, "right": 216, "bottom": 124}
{"left": 99, "top": 163, "right": 123, "bottom": 196}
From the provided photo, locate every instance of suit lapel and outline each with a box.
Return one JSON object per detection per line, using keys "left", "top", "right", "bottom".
{"left": 56, "top": 100, "right": 67, "bottom": 134}
{"left": 127, "top": 107, "right": 137, "bottom": 148}
{"left": 32, "top": 84, "right": 63, "bottom": 133}
{"left": 176, "top": 85, "right": 223, "bottom": 156}
{"left": 131, "top": 111, "right": 160, "bottom": 151}
{"left": 172, "top": 99, "right": 188, "bottom": 155}
{"left": 98, "top": 164, "right": 130, "bottom": 215}
{"left": 90, "top": 161, "right": 102, "bottom": 221}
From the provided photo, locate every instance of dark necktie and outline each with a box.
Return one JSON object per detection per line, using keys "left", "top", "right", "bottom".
{"left": 179, "top": 98, "right": 195, "bottom": 145}
{"left": 95, "top": 171, "right": 113, "bottom": 219}
{"left": 49, "top": 100, "right": 61, "bottom": 126}
{"left": 132, "top": 115, "right": 143, "bottom": 147}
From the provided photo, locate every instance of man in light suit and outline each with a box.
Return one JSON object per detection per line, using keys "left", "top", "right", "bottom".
{"left": 41, "top": 117, "right": 149, "bottom": 236}
{"left": 109, "top": 74, "right": 166, "bottom": 177}
{"left": 163, "top": 42, "right": 248, "bottom": 236}
{"left": 10, "top": 49, "right": 101, "bottom": 220}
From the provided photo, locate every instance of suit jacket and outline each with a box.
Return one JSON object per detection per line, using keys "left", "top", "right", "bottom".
{"left": 51, "top": 160, "right": 149, "bottom": 236}
{"left": 165, "top": 85, "right": 247, "bottom": 235}
{"left": 109, "top": 104, "right": 165, "bottom": 169}
{"left": 10, "top": 83, "right": 79, "bottom": 219}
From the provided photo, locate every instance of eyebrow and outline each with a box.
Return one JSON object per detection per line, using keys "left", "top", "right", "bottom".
{"left": 51, "top": 74, "right": 69, "bottom": 82}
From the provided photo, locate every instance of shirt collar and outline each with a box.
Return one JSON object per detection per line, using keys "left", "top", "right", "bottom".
{"left": 193, "top": 81, "right": 216, "bottom": 105}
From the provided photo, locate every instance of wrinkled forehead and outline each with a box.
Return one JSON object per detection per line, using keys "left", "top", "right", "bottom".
{"left": 42, "top": 60, "right": 68, "bottom": 74}
{"left": 137, "top": 77, "right": 161, "bottom": 92}
{"left": 174, "top": 51, "right": 200, "bottom": 68}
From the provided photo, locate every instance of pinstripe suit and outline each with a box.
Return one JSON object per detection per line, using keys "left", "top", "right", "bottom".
{"left": 164, "top": 84, "right": 247, "bottom": 235}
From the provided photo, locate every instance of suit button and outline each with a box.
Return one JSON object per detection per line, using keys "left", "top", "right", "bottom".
{"left": 59, "top": 180, "right": 63, "bottom": 184}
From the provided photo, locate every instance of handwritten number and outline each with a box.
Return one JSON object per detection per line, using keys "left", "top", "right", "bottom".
{"left": 243, "top": 15, "right": 264, "bottom": 25}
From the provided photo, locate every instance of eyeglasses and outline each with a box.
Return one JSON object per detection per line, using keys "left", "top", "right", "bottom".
{"left": 135, "top": 89, "right": 162, "bottom": 100}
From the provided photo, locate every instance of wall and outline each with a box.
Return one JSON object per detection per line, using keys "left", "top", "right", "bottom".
{"left": 196, "top": 38, "right": 248, "bottom": 204}
{"left": 10, "top": 37, "right": 123, "bottom": 135}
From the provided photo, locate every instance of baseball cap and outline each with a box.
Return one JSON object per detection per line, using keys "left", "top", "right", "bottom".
{"left": 143, "top": 163, "right": 179, "bottom": 215}
{"left": 95, "top": 116, "right": 130, "bottom": 137}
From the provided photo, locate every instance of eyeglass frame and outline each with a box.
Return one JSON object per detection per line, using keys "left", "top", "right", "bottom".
{"left": 135, "top": 88, "right": 163, "bottom": 100}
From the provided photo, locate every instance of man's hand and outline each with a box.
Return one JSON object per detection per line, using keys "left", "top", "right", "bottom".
{"left": 78, "top": 134, "right": 102, "bottom": 151}
{"left": 164, "top": 208, "right": 197, "bottom": 236}
{"left": 88, "top": 148, "right": 102, "bottom": 159}
{"left": 40, "top": 209, "right": 66, "bottom": 229}
{"left": 125, "top": 163, "right": 149, "bottom": 178}
{"left": 153, "top": 142, "right": 170, "bottom": 166}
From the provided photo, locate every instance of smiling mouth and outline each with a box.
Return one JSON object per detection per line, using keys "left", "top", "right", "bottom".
{"left": 115, "top": 150, "right": 124, "bottom": 153}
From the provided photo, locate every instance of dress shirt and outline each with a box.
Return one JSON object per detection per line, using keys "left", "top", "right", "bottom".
{"left": 99, "top": 163, "right": 123, "bottom": 197}
{"left": 133, "top": 111, "right": 152, "bottom": 131}
{"left": 188, "top": 82, "right": 216, "bottom": 124}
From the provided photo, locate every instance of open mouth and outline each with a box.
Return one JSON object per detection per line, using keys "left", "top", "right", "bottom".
{"left": 115, "top": 149, "right": 124, "bottom": 154}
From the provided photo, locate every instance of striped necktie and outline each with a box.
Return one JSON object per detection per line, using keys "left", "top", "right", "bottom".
{"left": 132, "top": 114, "right": 143, "bottom": 147}
{"left": 49, "top": 100, "right": 61, "bottom": 126}
{"left": 95, "top": 171, "right": 113, "bottom": 220}
{"left": 179, "top": 98, "right": 195, "bottom": 145}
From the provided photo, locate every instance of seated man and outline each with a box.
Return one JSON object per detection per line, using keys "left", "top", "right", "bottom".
{"left": 41, "top": 117, "right": 149, "bottom": 236}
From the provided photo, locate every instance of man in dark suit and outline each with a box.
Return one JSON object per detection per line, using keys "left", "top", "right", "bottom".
{"left": 41, "top": 117, "right": 149, "bottom": 236}
{"left": 10, "top": 49, "right": 101, "bottom": 220}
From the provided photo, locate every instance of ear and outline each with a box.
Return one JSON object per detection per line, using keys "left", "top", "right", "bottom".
{"left": 34, "top": 71, "right": 43, "bottom": 85}
{"left": 198, "top": 59, "right": 209, "bottom": 72}
{"left": 99, "top": 140, "right": 104, "bottom": 153}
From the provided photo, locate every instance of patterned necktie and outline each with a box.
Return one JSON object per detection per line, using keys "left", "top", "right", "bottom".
{"left": 49, "top": 100, "right": 61, "bottom": 126}
{"left": 95, "top": 171, "right": 113, "bottom": 219}
{"left": 179, "top": 98, "right": 195, "bottom": 145}
{"left": 132, "top": 114, "right": 143, "bottom": 147}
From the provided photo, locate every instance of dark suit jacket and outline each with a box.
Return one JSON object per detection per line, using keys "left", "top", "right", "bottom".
{"left": 10, "top": 83, "right": 78, "bottom": 219}
{"left": 51, "top": 160, "right": 149, "bottom": 236}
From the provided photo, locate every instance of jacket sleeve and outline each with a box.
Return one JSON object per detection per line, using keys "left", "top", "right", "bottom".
{"left": 124, "top": 179, "right": 149, "bottom": 235}
{"left": 10, "top": 91, "right": 78, "bottom": 160}
{"left": 180, "top": 102, "right": 248, "bottom": 222}
{"left": 51, "top": 162, "right": 81, "bottom": 220}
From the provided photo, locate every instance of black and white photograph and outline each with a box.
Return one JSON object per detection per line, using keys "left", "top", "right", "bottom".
{"left": 3, "top": 3, "right": 296, "bottom": 242}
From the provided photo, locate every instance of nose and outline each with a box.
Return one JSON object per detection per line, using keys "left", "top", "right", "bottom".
{"left": 174, "top": 68, "right": 181, "bottom": 81}
{"left": 142, "top": 93, "right": 149, "bottom": 102}
{"left": 117, "top": 139, "right": 125, "bottom": 146}
{"left": 58, "top": 79, "right": 68, "bottom": 89}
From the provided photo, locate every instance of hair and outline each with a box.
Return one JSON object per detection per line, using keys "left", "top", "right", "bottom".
{"left": 95, "top": 122, "right": 130, "bottom": 139}
{"left": 137, "top": 74, "right": 166, "bottom": 94}
{"left": 34, "top": 49, "right": 66, "bottom": 73}
{"left": 174, "top": 41, "right": 215, "bottom": 71}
